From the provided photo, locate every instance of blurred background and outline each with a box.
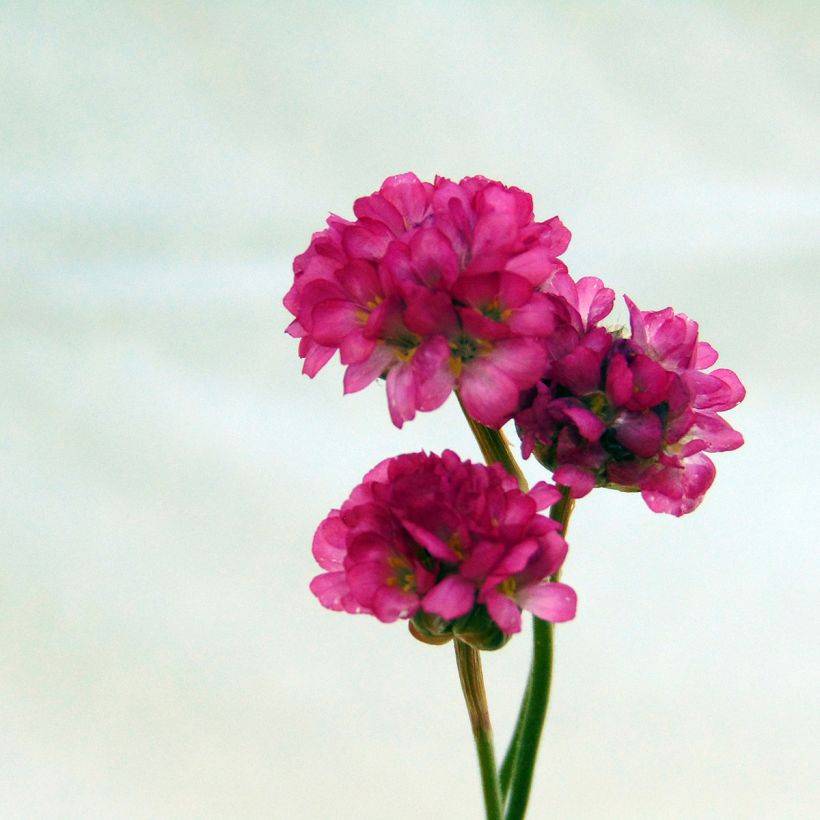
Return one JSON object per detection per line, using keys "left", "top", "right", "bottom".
{"left": 2, "top": 2, "right": 818, "bottom": 818}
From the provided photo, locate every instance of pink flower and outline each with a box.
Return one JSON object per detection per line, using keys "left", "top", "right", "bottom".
{"left": 310, "top": 451, "right": 576, "bottom": 639}
{"left": 285, "top": 173, "right": 572, "bottom": 428}
{"left": 514, "top": 296, "right": 745, "bottom": 516}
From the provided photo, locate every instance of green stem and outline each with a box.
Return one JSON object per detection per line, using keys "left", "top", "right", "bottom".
{"left": 499, "top": 677, "right": 529, "bottom": 798}
{"left": 454, "top": 640, "right": 504, "bottom": 820}
{"left": 456, "top": 394, "right": 527, "bottom": 489}
{"left": 503, "top": 488, "right": 575, "bottom": 820}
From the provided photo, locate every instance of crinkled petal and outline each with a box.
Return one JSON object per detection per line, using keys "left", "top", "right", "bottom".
{"left": 517, "top": 581, "right": 577, "bottom": 622}
{"left": 484, "top": 590, "right": 523, "bottom": 634}
{"left": 422, "top": 575, "right": 476, "bottom": 621}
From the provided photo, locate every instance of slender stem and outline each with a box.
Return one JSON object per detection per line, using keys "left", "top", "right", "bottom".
{"left": 499, "top": 676, "right": 529, "bottom": 798}
{"left": 456, "top": 395, "right": 527, "bottom": 490}
{"left": 454, "top": 640, "right": 504, "bottom": 820}
{"left": 504, "top": 488, "right": 575, "bottom": 820}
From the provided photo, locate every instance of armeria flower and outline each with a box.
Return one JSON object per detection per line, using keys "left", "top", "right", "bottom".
{"left": 514, "top": 296, "right": 745, "bottom": 516}
{"left": 285, "top": 173, "right": 573, "bottom": 428}
{"left": 310, "top": 450, "right": 576, "bottom": 642}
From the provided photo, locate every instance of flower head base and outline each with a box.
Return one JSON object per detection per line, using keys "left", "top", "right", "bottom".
{"left": 310, "top": 450, "right": 576, "bottom": 643}
{"left": 514, "top": 297, "right": 745, "bottom": 516}
{"left": 285, "top": 173, "right": 573, "bottom": 428}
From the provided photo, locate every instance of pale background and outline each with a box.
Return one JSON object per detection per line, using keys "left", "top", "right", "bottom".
{"left": 2, "top": 2, "right": 819, "bottom": 818}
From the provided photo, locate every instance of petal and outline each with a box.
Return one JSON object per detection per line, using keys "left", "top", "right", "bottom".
{"left": 458, "top": 359, "right": 520, "bottom": 427}
{"left": 301, "top": 341, "right": 335, "bottom": 377}
{"left": 310, "top": 299, "right": 362, "bottom": 346}
{"left": 614, "top": 411, "right": 664, "bottom": 458}
{"left": 412, "top": 336, "right": 456, "bottom": 412}
{"left": 640, "top": 453, "right": 716, "bottom": 516}
{"left": 576, "top": 277, "right": 614, "bottom": 327}
{"left": 528, "top": 481, "right": 562, "bottom": 510}
{"left": 484, "top": 590, "right": 522, "bottom": 634}
{"left": 379, "top": 172, "right": 431, "bottom": 227}
{"left": 553, "top": 465, "right": 597, "bottom": 498}
{"left": 372, "top": 586, "right": 419, "bottom": 622}
{"left": 310, "top": 572, "right": 369, "bottom": 614}
{"left": 343, "top": 345, "right": 395, "bottom": 393}
{"left": 311, "top": 511, "right": 347, "bottom": 570}
{"left": 606, "top": 353, "right": 632, "bottom": 407}
{"left": 695, "top": 341, "right": 719, "bottom": 369}
{"left": 517, "top": 581, "right": 577, "bottom": 622}
{"left": 421, "top": 575, "right": 477, "bottom": 621}
{"left": 401, "top": 520, "right": 459, "bottom": 563}
{"left": 485, "top": 338, "right": 548, "bottom": 389}
{"left": 386, "top": 362, "right": 417, "bottom": 428}
{"left": 687, "top": 412, "right": 744, "bottom": 453}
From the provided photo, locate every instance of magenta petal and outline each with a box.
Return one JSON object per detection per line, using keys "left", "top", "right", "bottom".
{"left": 372, "top": 586, "right": 419, "bottom": 622}
{"left": 507, "top": 295, "right": 555, "bottom": 336}
{"left": 386, "top": 362, "right": 416, "bottom": 428}
{"left": 421, "top": 575, "right": 476, "bottom": 621}
{"left": 576, "top": 277, "right": 615, "bottom": 326}
{"left": 517, "top": 581, "right": 577, "bottom": 622}
{"left": 695, "top": 341, "right": 719, "bottom": 369}
{"left": 347, "top": 560, "right": 389, "bottom": 608}
{"left": 312, "top": 512, "right": 347, "bottom": 570}
{"left": 310, "top": 572, "right": 369, "bottom": 614}
{"left": 458, "top": 359, "right": 519, "bottom": 428}
{"left": 615, "top": 412, "right": 664, "bottom": 458}
{"left": 460, "top": 540, "right": 506, "bottom": 580}
{"left": 409, "top": 227, "right": 459, "bottom": 288}
{"left": 353, "top": 193, "right": 405, "bottom": 236}
{"left": 561, "top": 403, "right": 606, "bottom": 441}
{"left": 606, "top": 354, "right": 633, "bottom": 406}
{"left": 484, "top": 590, "right": 522, "bottom": 634}
{"left": 554, "top": 465, "right": 597, "bottom": 498}
{"left": 688, "top": 412, "right": 744, "bottom": 453}
{"left": 343, "top": 345, "right": 394, "bottom": 394}
{"left": 412, "top": 336, "right": 456, "bottom": 411}
{"left": 528, "top": 481, "right": 562, "bottom": 510}
{"left": 505, "top": 246, "right": 561, "bottom": 286}
{"left": 641, "top": 454, "right": 716, "bottom": 516}
{"left": 301, "top": 342, "right": 335, "bottom": 377}
{"left": 339, "top": 331, "right": 375, "bottom": 365}
{"left": 401, "top": 520, "right": 459, "bottom": 563}
{"left": 380, "top": 172, "right": 430, "bottom": 227}
{"left": 485, "top": 337, "right": 548, "bottom": 389}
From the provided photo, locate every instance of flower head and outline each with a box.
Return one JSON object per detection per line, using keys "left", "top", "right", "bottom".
{"left": 514, "top": 296, "right": 745, "bottom": 515}
{"left": 285, "top": 173, "right": 573, "bottom": 428}
{"left": 310, "top": 451, "right": 576, "bottom": 642}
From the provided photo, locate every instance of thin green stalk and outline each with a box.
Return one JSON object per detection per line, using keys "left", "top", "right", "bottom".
{"left": 454, "top": 640, "right": 503, "bottom": 820}
{"left": 503, "top": 488, "right": 575, "bottom": 820}
{"left": 456, "top": 394, "right": 527, "bottom": 489}
{"left": 499, "top": 672, "right": 530, "bottom": 798}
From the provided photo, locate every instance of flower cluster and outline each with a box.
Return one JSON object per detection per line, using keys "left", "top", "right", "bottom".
{"left": 284, "top": 172, "right": 574, "bottom": 428}
{"left": 515, "top": 297, "right": 745, "bottom": 515}
{"left": 310, "top": 450, "right": 576, "bottom": 643}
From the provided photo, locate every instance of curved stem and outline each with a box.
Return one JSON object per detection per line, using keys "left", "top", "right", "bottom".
{"left": 504, "top": 488, "right": 575, "bottom": 820}
{"left": 499, "top": 686, "right": 529, "bottom": 797}
{"left": 456, "top": 395, "right": 527, "bottom": 489}
{"left": 454, "top": 640, "right": 503, "bottom": 820}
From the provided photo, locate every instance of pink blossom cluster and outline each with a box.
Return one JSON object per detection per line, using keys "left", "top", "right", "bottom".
{"left": 284, "top": 173, "right": 573, "bottom": 428}
{"left": 310, "top": 450, "right": 576, "bottom": 637}
{"left": 515, "top": 297, "right": 745, "bottom": 515}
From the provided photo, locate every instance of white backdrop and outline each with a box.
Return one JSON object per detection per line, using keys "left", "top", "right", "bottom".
{"left": 2, "top": 2, "right": 819, "bottom": 818}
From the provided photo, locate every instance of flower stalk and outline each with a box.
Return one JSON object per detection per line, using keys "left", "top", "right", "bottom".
{"left": 503, "top": 488, "right": 574, "bottom": 820}
{"left": 454, "top": 639, "right": 504, "bottom": 820}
